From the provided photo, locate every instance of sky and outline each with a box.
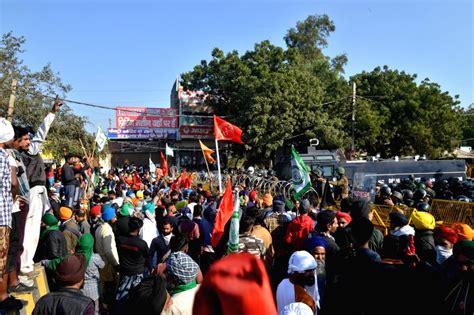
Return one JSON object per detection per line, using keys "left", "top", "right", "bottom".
{"left": 1, "top": 0, "right": 473, "bottom": 133}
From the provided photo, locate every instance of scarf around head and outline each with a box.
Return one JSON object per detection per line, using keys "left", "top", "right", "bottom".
{"left": 40, "top": 213, "right": 60, "bottom": 240}
{"left": 76, "top": 233, "right": 94, "bottom": 266}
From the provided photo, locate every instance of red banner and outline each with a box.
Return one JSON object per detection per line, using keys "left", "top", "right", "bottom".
{"left": 116, "top": 107, "right": 178, "bottom": 129}
{"left": 179, "top": 125, "right": 213, "bottom": 139}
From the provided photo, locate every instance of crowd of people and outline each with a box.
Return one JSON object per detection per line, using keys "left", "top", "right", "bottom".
{"left": 0, "top": 101, "right": 473, "bottom": 315}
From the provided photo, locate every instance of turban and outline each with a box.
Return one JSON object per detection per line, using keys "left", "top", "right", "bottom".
{"left": 453, "top": 240, "right": 474, "bottom": 261}
{"left": 136, "top": 191, "right": 144, "bottom": 200}
{"left": 0, "top": 118, "right": 14, "bottom": 143}
{"left": 389, "top": 211, "right": 408, "bottom": 227}
{"left": 452, "top": 223, "right": 474, "bottom": 241}
{"left": 143, "top": 202, "right": 155, "bottom": 214}
{"left": 56, "top": 254, "right": 86, "bottom": 286}
{"left": 42, "top": 213, "right": 59, "bottom": 227}
{"left": 167, "top": 252, "right": 198, "bottom": 285}
{"left": 249, "top": 191, "right": 257, "bottom": 201}
{"left": 90, "top": 205, "right": 101, "bottom": 218}
{"left": 273, "top": 200, "right": 285, "bottom": 213}
{"left": 282, "top": 302, "right": 313, "bottom": 315}
{"left": 303, "top": 235, "right": 327, "bottom": 253}
{"left": 101, "top": 204, "right": 116, "bottom": 221}
{"left": 59, "top": 207, "right": 73, "bottom": 221}
{"left": 193, "top": 252, "right": 277, "bottom": 315}
{"left": 434, "top": 225, "right": 458, "bottom": 244}
{"left": 120, "top": 203, "right": 133, "bottom": 217}
{"left": 127, "top": 276, "right": 167, "bottom": 315}
{"left": 410, "top": 210, "right": 435, "bottom": 230}
{"left": 262, "top": 194, "right": 273, "bottom": 207}
{"left": 288, "top": 251, "right": 317, "bottom": 274}
{"left": 76, "top": 233, "right": 94, "bottom": 267}
{"left": 175, "top": 200, "right": 187, "bottom": 211}
{"left": 336, "top": 211, "right": 352, "bottom": 225}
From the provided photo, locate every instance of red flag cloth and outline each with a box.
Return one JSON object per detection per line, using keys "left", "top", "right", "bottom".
{"left": 160, "top": 151, "right": 168, "bottom": 177}
{"left": 214, "top": 115, "right": 243, "bottom": 144}
{"left": 192, "top": 253, "right": 278, "bottom": 315}
{"left": 211, "top": 177, "right": 234, "bottom": 248}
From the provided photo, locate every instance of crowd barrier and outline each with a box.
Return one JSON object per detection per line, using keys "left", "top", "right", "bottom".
{"left": 370, "top": 199, "right": 474, "bottom": 235}
{"left": 8, "top": 264, "right": 49, "bottom": 315}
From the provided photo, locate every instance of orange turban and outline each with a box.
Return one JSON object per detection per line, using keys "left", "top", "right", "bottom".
{"left": 59, "top": 206, "right": 73, "bottom": 221}
{"left": 452, "top": 223, "right": 474, "bottom": 241}
{"left": 262, "top": 194, "right": 273, "bottom": 207}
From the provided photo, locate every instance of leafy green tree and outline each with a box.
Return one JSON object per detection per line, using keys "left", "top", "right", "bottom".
{"left": 461, "top": 104, "right": 474, "bottom": 148}
{"left": 182, "top": 16, "right": 350, "bottom": 164}
{"left": 0, "top": 32, "right": 96, "bottom": 159}
{"left": 351, "top": 66, "right": 464, "bottom": 158}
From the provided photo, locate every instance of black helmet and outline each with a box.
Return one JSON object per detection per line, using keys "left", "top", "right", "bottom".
{"left": 380, "top": 185, "right": 392, "bottom": 197}
{"left": 402, "top": 189, "right": 413, "bottom": 201}
{"left": 416, "top": 202, "right": 430, "bottom": 212}
{"left": 413, "top": 189, "right": 427, "bottom": 202}
{"left": 391, "top": 191, "right": 403, "bottom": 203}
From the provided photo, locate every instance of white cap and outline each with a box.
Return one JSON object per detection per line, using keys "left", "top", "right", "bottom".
{"left": 0, "top": 118, "right": 14, "bottom": 144}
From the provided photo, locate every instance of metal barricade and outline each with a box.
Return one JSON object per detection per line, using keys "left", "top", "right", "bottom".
{"left": 430, "top": 199, "right": 474, "bottom": 227}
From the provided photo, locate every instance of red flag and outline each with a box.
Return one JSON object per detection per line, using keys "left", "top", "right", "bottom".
{"left": 214, "top": 115, "right": 243, "bottom": 144}
{"left": 160, "top": 151, "right": 168, "bottom": 177}
{"left": 211, "top": 177, "right": 234, "bottom": 248}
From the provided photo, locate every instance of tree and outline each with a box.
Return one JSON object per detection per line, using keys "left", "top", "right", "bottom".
{"left": 461, "top": 104, "right": 474, "bottom": 148}
{"left": 0, "top": 32, "right": 96, "bottom": 159}
{"left": 182, "top": 16, "right": 350, "bottom": 164}
{"left": 351, "top": 66, "right": 464, "bottom": 158}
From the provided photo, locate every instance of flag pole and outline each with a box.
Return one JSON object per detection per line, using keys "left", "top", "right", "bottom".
{"left": 215, "top": 138, "right": 222, "bottom": 193}
{"left": 200, "top": 143, "right": 214, "bottom": 193}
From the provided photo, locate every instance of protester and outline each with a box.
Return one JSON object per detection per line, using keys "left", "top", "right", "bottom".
{"left": 76, "top": 233, "right": 104, "bottom": 315}
{"left": 59, "top": 206, "right": 82, "bottom": 254}
{"left": 163, "top": 251, "right": 200, "bottom": 315}
{"left": 0, "top": 118, "right": 24, "bottom": 313}
{"left": 276, "top": 251, "right": 319, "bottom": 314}
{"left": 33, "top": 254, "right": 95, "bottom": 315}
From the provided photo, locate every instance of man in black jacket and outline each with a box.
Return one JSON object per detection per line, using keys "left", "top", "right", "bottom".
{"left": 33, "top": 254, "right": 94, "bottom": 315}
{"left": 61, "top": 155, "right": 80, "bottom": 208}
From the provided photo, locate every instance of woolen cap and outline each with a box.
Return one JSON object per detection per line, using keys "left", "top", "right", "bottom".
{"left": 56, "top": 254, "right": 86, "bottom": 286}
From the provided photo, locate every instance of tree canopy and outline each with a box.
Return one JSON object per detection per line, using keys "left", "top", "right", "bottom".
{"left": 0, "top": 32, "right": 96, "bottom": 159}
{"left": 182, "top": 14, "right": 466, "bottom": 164}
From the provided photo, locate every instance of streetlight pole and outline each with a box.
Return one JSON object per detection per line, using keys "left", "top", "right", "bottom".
{"left": 351, "top": 82, "right": 356, "bottom": 153}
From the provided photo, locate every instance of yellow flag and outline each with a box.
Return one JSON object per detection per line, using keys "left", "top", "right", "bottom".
{"left": 199, "top": 140, "right": 215, "bottom": 164}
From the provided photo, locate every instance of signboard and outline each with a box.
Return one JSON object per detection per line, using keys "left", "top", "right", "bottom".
{"left": 107, "top": 128, "right": 178, "bottom": 140}
{"left": 351, "top": 172, "right": 377, "bottom": 203}
{"left": 179, "top": 125, "right": 213, "bottom": 139}
{"left": 116, "top": 107, "right": 178, "bottom": 129}
{"left": 179, "top": 90, "right": 212, "bottom": 113}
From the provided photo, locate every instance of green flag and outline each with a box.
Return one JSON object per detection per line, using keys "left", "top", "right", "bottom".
{"left": 291, "top": 146, "right": 312, "bottom": 200}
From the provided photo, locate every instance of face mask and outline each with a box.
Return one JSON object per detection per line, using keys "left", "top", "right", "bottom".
{"left": 435, "top": 245, "right": 452, "bottom": 264}
{"left": 163, "top": 234, "right": 172, "bottom": 245}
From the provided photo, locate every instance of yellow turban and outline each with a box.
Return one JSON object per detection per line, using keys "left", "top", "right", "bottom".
{"left": 410, "top": 210, "right": 435, "bottom": 230}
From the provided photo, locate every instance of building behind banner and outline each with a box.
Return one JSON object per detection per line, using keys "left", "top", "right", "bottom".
{"left": 107, "top": 79, "right": 227, "bottom": 169}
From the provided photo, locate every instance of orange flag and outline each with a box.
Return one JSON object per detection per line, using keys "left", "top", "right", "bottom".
{"left": 211, "top": 177, "right": 234, "bottom": 248}
{"left": 214, "top": 115, "right": 243, "bottom": 144}
{"left": 160, "top": 151, "right": 168, "bottom": 177}
{"left": 199, "top": 140, "right": 215, "bottom": 164}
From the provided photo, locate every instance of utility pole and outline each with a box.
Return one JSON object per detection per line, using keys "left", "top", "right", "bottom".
{"left": 351, "top": 81, "right": 356, "bottom": 153}
{"left": 6, "top": 79, "right": 17, "bottom": 122}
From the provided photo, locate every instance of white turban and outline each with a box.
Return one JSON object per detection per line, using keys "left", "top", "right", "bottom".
{"left": 0, "top": 118, "right": 14, "bottom": 144}
{"left": 287, "top": 251, "right": 317, "bottom": 274}
{"left": 282, "top": 302, "right": 313, "bottom": 315}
